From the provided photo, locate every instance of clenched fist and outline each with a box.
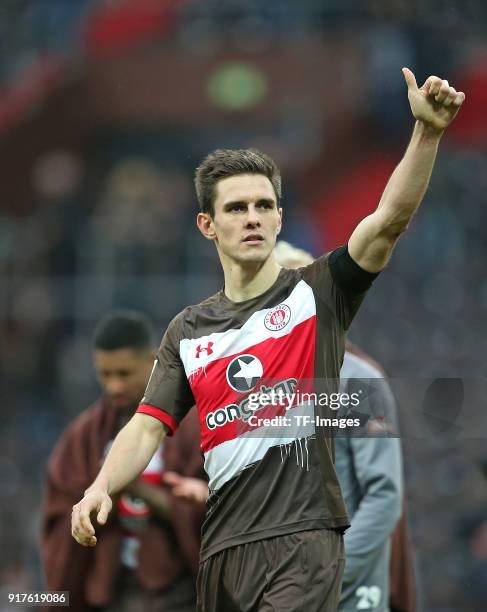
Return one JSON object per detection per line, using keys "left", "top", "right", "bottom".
{"left": 403, "top": 67, "right": 465, "bottom": 133}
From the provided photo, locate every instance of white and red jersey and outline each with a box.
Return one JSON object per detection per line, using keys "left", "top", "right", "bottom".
{"left": 138, "top": 250, "right": 374, "bottom": 560}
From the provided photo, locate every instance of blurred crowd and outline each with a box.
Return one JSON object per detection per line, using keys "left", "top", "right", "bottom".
{"left": 2, "top": 0, "right": 487, "bottom": 85}
{"left": 1, "top": 2, "right": 487, "bottom": 611}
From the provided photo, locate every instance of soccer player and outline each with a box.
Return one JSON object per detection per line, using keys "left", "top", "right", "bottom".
{"left": 42, "top": 312, "right": 203, "bottom": 611}
{"left": 275, "top": 241, "right": 415, "bottom": 612}
{"left": 163, "top": 242, "right": 416, "bottom": 611}
{"left": 71, "top": 69, "right": 464, "bottom": 611}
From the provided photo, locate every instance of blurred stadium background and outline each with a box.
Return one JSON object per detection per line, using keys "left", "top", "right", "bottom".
{"left": 1, "top": 1, "right": 486, "bottom": 610}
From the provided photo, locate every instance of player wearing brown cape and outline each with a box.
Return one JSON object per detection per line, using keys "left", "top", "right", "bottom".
{"left": 40, "top": 312, "right": 205, "bottom": 612}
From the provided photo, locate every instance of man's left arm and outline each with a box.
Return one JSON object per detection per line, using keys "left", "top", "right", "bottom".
{"left": 348, "top": 68, "right": 466, "bottom": 273}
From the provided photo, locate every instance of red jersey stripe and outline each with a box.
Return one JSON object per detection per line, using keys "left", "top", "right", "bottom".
{"left": 195, "top": 316, "right": 316, "bottom": 453}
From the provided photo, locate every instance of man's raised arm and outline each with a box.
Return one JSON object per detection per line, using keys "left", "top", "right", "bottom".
{"left": 348, "top": 67, "right": 465, "bottom": 273}
{"left": 71, "top": 413, "right": 166, "bottom": 547}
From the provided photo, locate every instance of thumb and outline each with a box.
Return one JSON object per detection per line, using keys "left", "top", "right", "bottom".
{"left": 402, "top": 67, "right": 418, "bottom": 91}
{"left": 97, "top": 499, "right": 110, "bottom": 525}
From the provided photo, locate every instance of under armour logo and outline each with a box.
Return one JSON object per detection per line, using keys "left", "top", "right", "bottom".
{"left": 195, "top": 342, "right": 214, "bottom": 358}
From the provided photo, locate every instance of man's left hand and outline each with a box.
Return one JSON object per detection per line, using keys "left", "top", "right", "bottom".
{"left": 403, "top": 67, "right": 466, "bottom": 133}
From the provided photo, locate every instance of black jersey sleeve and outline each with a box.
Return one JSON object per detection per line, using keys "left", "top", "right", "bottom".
{"left": 329, "top": 244, "right": 379, "bottom": 297}
{"left": 300, "top": 245, "right": 379, "bottom": 330}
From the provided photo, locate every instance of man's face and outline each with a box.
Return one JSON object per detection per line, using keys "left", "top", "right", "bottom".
{"left": 93, "top": 348, "right": 153, "bottom": 412}
{"left": 202, "top": 173, "right": 282, "bottom": 264}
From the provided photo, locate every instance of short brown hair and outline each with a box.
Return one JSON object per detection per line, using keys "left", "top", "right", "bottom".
{"left": 194, "top": 148, "right": 282, "bottom": 217}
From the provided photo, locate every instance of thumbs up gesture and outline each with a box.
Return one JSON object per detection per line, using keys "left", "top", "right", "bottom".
{"left": 402, "top": 67, "right": 466, "bottom": 134}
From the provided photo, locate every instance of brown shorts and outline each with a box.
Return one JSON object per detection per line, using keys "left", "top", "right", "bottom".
{"left": 197, "top": 529, "right": 345, "bottom": 612}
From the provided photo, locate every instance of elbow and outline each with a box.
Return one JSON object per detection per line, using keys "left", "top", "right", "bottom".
{"left": 376, "top": 204, "right": 412, "bottom": 239}
{"left": 393, "top": 221, "right": 410, "bottom": 237}
{"left": 382, "top": 218, "right": 410, "bottom": 241}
